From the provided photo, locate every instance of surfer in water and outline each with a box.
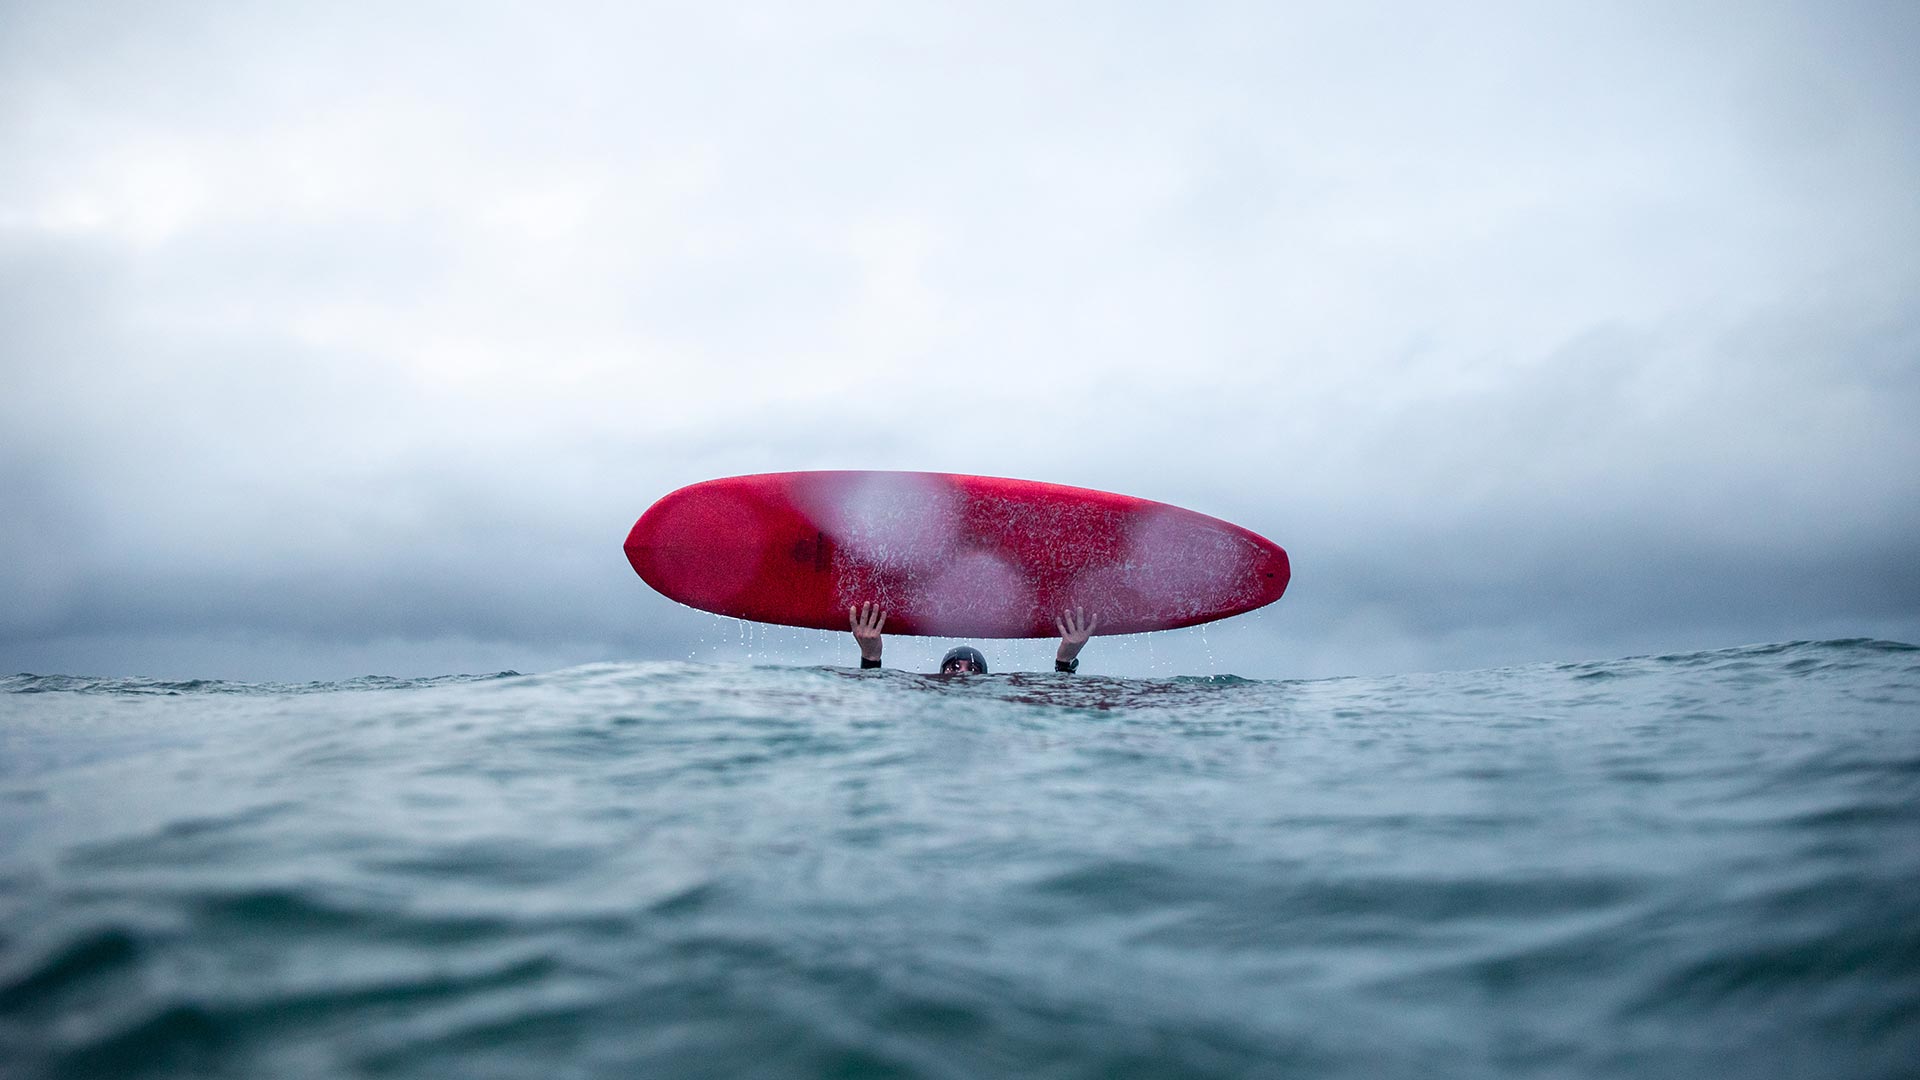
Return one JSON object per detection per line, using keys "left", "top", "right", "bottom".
{"left": 850, "top": 603, "right": 1099, "bottom": 675}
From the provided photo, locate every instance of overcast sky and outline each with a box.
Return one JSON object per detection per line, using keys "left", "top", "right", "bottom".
{"left": 3, "top": 0, "right": 1916, "bottom": 681}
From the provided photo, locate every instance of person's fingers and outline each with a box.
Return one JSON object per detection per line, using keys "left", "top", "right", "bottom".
{"left": 1057, "top": 614, "right": 1067, "bottom": 636}
{"left": 876, "top": 610, "right": 888, "bottom": 631}
{"left": 1088, "top": 612, "right": 1100, "bottom": 633}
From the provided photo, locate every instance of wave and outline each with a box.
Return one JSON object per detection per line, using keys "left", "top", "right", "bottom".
{"left": 7, "top": 638, "right": 1914, "bottom": 697}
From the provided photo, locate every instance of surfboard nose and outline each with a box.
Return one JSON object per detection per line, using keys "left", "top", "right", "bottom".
{"left": 625, "top": 483, "right": 771, "bottom": 614}
{"left": 1257, "top": 538, "right": 1291, "bottom": 604}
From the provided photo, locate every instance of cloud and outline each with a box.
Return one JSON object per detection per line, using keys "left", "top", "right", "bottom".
{"left": 3, "top": 0, "right": 1917, "bottom": 679}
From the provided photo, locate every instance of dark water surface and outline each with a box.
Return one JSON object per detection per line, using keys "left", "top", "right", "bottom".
{"left": 3, "top": 640, "right": 1917, "bottom": 1078}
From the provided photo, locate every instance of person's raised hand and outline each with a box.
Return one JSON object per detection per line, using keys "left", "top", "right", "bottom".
{"left": 850, "top": 602, "right": 888, "bottom": 662}
{"left": 1056, "top": 607, "right": 1099, "bottom": 663}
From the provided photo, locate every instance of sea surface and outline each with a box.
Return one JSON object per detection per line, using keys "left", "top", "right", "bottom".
{"left": 3, "top": 639, "right": 1917, "bottom": 1079}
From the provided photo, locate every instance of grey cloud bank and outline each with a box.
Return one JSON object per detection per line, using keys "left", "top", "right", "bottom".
{"left": 3, "top": 1, "right": 1917, "bottom": 680}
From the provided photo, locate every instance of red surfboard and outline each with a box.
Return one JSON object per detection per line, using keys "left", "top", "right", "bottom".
{"left": 624, "top": 471, "right": 1289, "bottom": 638}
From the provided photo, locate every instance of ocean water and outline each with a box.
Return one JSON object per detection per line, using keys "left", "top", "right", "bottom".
{"left": 2, "top": 639, "right": 1917, "bottom": 1079}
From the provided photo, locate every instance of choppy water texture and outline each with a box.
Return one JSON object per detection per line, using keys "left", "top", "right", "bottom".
{"left": 3, "top": 640, "right": 1918, "bottom": 1079}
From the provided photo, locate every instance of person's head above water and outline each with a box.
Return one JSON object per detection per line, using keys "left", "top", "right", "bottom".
{"left": 850, "top": 604, "right": 1090, "bottom": 675}
{"left": 939, "top": 646, "right": 989, "bottom": 676}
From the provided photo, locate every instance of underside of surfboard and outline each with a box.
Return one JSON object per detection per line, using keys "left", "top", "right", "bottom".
{"left": 625, "top": 471, "right": 1289, "bottom": 638}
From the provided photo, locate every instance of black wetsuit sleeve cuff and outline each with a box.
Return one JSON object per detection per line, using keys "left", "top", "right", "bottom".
{"left": 861, "top": 657, "right": 883, "bottom": 669}
{"left": 1055, "top": 658, "right": 1078, "bottom": 673}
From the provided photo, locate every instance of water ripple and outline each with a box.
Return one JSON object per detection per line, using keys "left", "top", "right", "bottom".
{"left": 3, "top": 641, "right": 1916, "bottom": 1078}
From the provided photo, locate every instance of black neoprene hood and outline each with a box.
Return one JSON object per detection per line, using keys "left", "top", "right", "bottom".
{"left": 939, "top": 646, "right": 988, "bottom": 674}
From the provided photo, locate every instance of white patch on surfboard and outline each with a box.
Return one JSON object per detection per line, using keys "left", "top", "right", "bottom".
{"left": 812, "top": 472, "right": 963, "bottom": 615}
{"left": 917, "top": 550, "right": 1035, "bottom": 636}
{"left": 1124, "top": 509, "right": 1263, "bottom": 616}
